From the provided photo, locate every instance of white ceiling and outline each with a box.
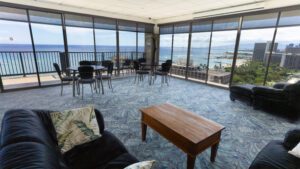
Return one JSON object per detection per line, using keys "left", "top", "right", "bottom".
{"left": 35, "top": 0, "right": 261, "bottom": 19}
{"left": 2, "top": 0, "right": 300, "bottom": 24}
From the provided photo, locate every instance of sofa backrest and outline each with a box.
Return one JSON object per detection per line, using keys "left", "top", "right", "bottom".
{"left": 0, "top": 109, "right": 66, "bottom": 169}
{"left": 283, "top": 81, "right": 300, "bottom": 92}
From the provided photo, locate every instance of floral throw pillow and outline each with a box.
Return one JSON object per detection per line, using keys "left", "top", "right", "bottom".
{"left": 50, "top": 106, "right": 101, "bottom": 153}
{"left": 124, "top": 160, "right": 155, "bottom": 169}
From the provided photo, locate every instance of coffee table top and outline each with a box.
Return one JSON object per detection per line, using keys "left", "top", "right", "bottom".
{"left": 140, "top": 103, "right": 225, "bottom": 144}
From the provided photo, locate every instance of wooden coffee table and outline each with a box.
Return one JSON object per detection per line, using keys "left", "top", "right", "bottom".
{"left": 140, "top": 103, "right": 225, "bottom": 169}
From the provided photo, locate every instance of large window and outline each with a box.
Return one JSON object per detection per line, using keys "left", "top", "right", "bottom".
{"left": 119, "top": 31, "right": 136, "bottom": 63}
{"left": 95, "top": 29, "right": 116, "bottom": 61}
{"left": 138, "top": 32, "right": 145, "bottom": 52}
{"left": 266, "top": 26, "right": 300, "bottom": 85}
{"left": 0, "top": 6, "right": 151, "bottom": 92}
{"left": 233, "top": 13, "right": 278, "bottom": 86}
{"left": 0, "top": 7, "right": 39, "bottom": 90}
{"left": 30, "top": 10, "right": 65, "bottom": 85}
{"left": 173, "top": 34, "right": 189, "bottom": 66}
{"left": 118, "top": 21, "right": 137, "bottom": 64}
{"left": 233, "top": 28, "right": 275, "bottom": 85}
{"left": 65, "top": 14, "right": 94, "bottom": 66}
{"left": 265, "top": 10, "right": 300, "bottom": 86}
{"left": 171, "top": 23, "right": 190, "bottom": 77}
{"left": 172, "top": 33, "right": 189, "bottom": 77}
{"left": 207, "top": 30, "right": 237, "bottom": 86}
{"left": 207, "top": 18, "right": 239, "bottom": 87}
{"left": 188, "top": 21, "right": 212, "bottom": 82}
{"left": 158, "top": 12, "right": 300, "bottom": 88}
{"left": 159, "top": 34, "right": 172, "bottom": 63}
{"left": 94, "top": 17, "right": 117, "bottom": 62}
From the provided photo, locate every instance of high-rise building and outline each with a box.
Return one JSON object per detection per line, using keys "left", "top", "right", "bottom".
{"left": 252, "top": 42, "right": 278, "bottom": 64}
{"left": 280, "top": 44, "right": 300, "bottom": 69}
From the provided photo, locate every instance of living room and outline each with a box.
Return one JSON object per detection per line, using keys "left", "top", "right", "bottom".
{"left": 0, "top": 0, "right": 300, "bottom": 169}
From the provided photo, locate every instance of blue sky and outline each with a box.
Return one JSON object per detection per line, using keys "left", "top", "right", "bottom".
{"left": 0, "top": 20, "right": 143, "bottom": 46}
{"left": 0, "top": 19, "right": 299, "bottom": 49}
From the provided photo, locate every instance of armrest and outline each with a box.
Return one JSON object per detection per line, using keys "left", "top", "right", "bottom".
{"left": 95, "top": 109, "right": 105, "bottom": 134}
{"left": 283, "top": 129, "right": 300, "bottom": 150}
{"left": 273, "top": 82, "right": 289, "bottom": 89}
{"left": 253, "top": 86, "right": 285, "bottom": 96}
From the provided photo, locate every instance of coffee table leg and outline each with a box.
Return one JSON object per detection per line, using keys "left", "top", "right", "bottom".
{"left": 141, "top": 122, "right": 147, "bottom": 141}
{"left": 187, "top": 155, "right": 196, "bottom": 169}
{"left": 210, "top": 142, "right": 219, "bottom": 162}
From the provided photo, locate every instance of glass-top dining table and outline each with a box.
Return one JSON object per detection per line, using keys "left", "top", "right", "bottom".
{"left": 67, "top": 65, "right": 106, "bottom": 97}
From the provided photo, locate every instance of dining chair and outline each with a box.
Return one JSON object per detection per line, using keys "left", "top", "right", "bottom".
{"left": 133, "top": 61, "right": 150, "bottom": 84}
{"left": 96, "top": 61, "right": 113, "bottom": 92}
{"left": 79, "top": 60, "right": 92, "bottom": 66}
{"left": 122, "top": 59, "right": 133, "bottom": 75}
{"left": 152, "top": 61, "right": 172, "bottom": 86}
{"left": 53, "top": 63, "right": 78, "bottom": 96}
{"left": 78, "top": 66, "right": 97, "bottom": 99}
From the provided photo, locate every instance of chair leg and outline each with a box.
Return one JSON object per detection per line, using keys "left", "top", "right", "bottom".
{"left": 97, "top": 80, "right": 100, "bottom": 93}
{"left": 94, "top": 82, "right": 98, "bottom": 93}
{"left": 82, "top": 84, "right": 84, "bottom": 100}
{"left": 152, "top": 74, "right": 155, "bottom": 84}
{"left": 134, "top": 74, "right": 137, "bottom": 83}
{"left": 77, "top": 82, "right": 80, "bottom": 95}
{"left": 109, "top": 79, "right": 113, "bottom": 91}
{"left": 90, "top": 83, "right": 93, "bottom": 97}
{"left": 165, "top": 75, "right": 169, "bottom": 86}
{"left": 60, "top": 81, "right": 63, "bottom": 96}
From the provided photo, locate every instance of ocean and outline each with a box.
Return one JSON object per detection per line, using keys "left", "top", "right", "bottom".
{"left": 0, "top": 44, "right": 250, "bottom": 76}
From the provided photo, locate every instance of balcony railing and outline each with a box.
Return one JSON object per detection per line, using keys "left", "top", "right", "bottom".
{"left": 0, "top": 51, "right": 145, "bottom": 77}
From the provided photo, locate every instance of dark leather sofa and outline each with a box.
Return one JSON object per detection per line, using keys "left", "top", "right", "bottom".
{"left": 230, "top": 81, "right": 300, "bottom": 117}
{"left": 249, "top": 129, "right": 300, "bottom": 169}
{"left": 253, "top": 81, "right": 300, "bottom": 116}
{"left": 0, "top": 109, "right": 138, "bottom": 169}
{"left": 230, "top": 84, "right": 256, "bottom": 106}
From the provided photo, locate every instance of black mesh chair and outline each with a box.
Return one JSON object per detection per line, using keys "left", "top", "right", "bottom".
{"left": 96, "top": 61, "right": 113, "bottom": 92}
{"left": 90, "top": 61, "right": 101, "bottom": 65}
{"left": 79, "top": 60, "right": 92, "bottom": 66}
{"left": 122, "top": 59, "right": 133, "bottom": 74}
{"left": 78, "top": 66, "right": 97, "bottom": 99}
{"left": 152, "top": 61, "right": 172, "bottom": 86}
{"left": 53, "top": 63, "right": 78, "bottom": 96}
{"left": 138, "top": 58, "right": 146, "bottom": 64}
{"left": 133, "top": 61, "right": 150, "bottom": 84}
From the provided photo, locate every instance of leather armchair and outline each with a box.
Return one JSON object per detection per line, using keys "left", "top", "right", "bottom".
{"left": 0, "top": 109, "right": 138, "bottom": 169}
{"left": 252, "top": 81, "right": 300, "bottom": 116}
{"left": 249, "top": 129, "right": 300, "bottom": 169}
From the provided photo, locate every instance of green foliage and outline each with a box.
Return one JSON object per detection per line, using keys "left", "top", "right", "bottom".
{"left": 232, "top": 61, "right": 293, "bottom": 85}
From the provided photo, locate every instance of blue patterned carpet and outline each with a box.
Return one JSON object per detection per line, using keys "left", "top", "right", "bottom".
{"left": 0, "top": 77, "right": 299, "bottom": 169}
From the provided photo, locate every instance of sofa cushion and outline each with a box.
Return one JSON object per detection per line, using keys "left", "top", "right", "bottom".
{"left": 230, "top": 84, "right": 255, "bottom": 95}
{"left": 0, "top": 109, "right": 56, "bottom": 148}
{"left": 50, "top": 106, "right": 101, "bottom": 153}
{"left": 0, "top": 142, "right": 62, "bottom": 169}
{"left": 64, "top": 131, "right": 130, "bottom": 169}
{"left": 103, "top": 153, "right": 139, "bottom": 169}
{"left": 249, "top": 140, "right": 300, "bottom": 169}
